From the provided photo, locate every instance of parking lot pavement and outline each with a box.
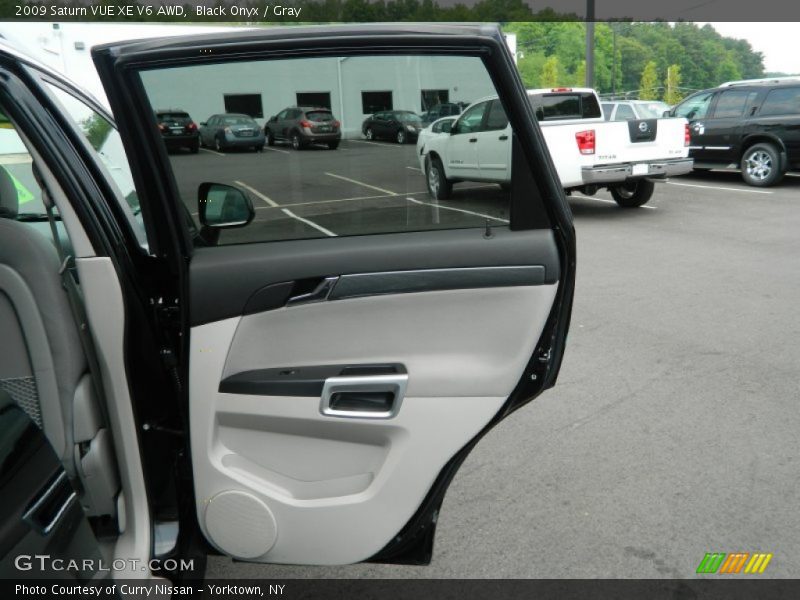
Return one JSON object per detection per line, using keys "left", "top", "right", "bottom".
{"left": 168, "top": 140, "right": 509, "bottom": 243}
{"left": 195, "top": 148, "right": 800, "bottom": 578}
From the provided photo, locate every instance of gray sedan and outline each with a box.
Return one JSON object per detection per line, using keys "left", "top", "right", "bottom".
{"left": 199, "top": 113, "right": 265, "bottom": 152}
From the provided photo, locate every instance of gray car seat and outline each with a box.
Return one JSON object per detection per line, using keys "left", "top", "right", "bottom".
{"left": 0, "top": 164, "right": 119, "bottom": 519}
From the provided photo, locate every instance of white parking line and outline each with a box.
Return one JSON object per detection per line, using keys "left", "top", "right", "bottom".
{"left": 263, "top": 146, "right": 291, "bottom": 155}
{"left": 571, "top": 194, "right": 657, "bottom": 210}
{"left": 200, "top": 148, "right": 225, "bottom": 157}
{"left": 406, "top": 166, "right": 422, "bottom": 172}
{"left": 348, "top": 139, "right": 399, "bottom": 148}
{"left": 253, "top": 192, "right": 426, "bottom": 210}
{"left": 264, "top": 147, "right": 291, "bottom": 155}
{"left": 234, "top": 180, "right": 337, "bottom": 237}
{"left": 324, "top": 172, "right": 398, "bottom": 196}
{"left": 666, "top": 181, "right": 772, "bottom": 194}
{"left": 406, "top": 197, "right": 509, "bottom": 223}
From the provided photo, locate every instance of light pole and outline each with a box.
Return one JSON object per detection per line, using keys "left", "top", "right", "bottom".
{"left": 585, "top": 0, "right": 595, "bottom": 88}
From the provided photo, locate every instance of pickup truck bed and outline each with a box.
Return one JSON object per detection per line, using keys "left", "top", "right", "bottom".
{"left": 419, "top": 88, "right": 693, "bottom": 207}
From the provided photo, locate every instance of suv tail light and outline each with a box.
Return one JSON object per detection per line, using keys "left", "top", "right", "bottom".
{"left": 158, "top": 123, "right": 167, "bottom": 132}
{"left": 684, "top": 123, "right": 691, "bottom": 146}
{"left": 299, "top": 119, "right": 312, "bottom": 129}
{"left": 575, "top": 129, "right": 595, "bottom": 155}
{"left": 333, "top": 120, "right": 341, "bottom": 129}
{"left": 185, "top": 122, "right": 197, "bottom": 132}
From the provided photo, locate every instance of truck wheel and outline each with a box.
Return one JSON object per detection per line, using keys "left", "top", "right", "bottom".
{"left": 610, "top": 179, "right": 655, "bottom": 208}
{"left": 741, "top": 143, "right": 783, "bottom": 187}
{"left": 426, "top": 157, "right": 452, "bottom": 200}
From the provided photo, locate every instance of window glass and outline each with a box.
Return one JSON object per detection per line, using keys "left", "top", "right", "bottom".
{"left": 306, "top": 110, "right": 335, "bottom": 122}
{"left": 395, "top": 112, "right": 422, "bottom": 125}
{"left": 421, "top": 89, "right": 449, "bottom": 112}
{"left": 601, "top": 103, "right": 614, "bottom": 120}
{"left": 635, "top": 102, "right": 669, "bottom": 118}
{"left": 138, "top": 55, "right": 515, "bottom": 246}
{"left": 361, "top": 91, "right": 393, "bottom": 114}
{"left": 760, "top": 87, "right": 800, "bottom": 116}
{"left": 485, "top": 100, "right": 509, "bottom": 130}
{"left": 223, "top": 93, "right": 263, "bottom": 119}
{"left": 0, "top": 106, "right": 46, "bottom": 218}
{"left": 713, "top": 90, "right": 750, "bottom": 118}
{"left": 44, "top": 83, "right": 147, "bottom": 248}
{"left": 431, "top": 118, "right": 454, "bottom": 134}
{"left": 614, "top": 104, "right": 635, "bottom": 120}
{"left": 455, "top": 101, "right": 488, "bottom": 134}
{"left": 674, "top": 92, "right": 714, "bottom": 120}
{"left": 531, "top": 92, "right": 601, "bottom": 121}
{"left": 296, "top": 92, "right": 332, "bottom": 109}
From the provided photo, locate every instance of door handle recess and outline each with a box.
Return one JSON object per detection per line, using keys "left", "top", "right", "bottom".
{"left": 286, "top": 276, "right": 339, "bottom": 306}
{"left": 22, "top": 472, "right": 77, "bottom": 536}
{"left": 320, "top": 374, "right": 408, "bottom": 419}
{"left": 469, "top": 137, "right": 478, "bottom": 143}
{"left": 498, "top": 135, "right": 508, "bottom": 140}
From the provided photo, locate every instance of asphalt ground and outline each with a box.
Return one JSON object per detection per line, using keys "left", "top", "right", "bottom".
{"left": 168, "top": 142, "right": 800, "bottom": 578}
{"left": 169, "top": 139, "right": 509, "bottom": 244}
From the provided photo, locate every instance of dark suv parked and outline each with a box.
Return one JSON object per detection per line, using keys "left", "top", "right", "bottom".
{"left": 264, "top": 106, "right": 341, "bottom": 150}
{"left": 671, "top": 78, "right": 800, "bottom": 186}
{"left": 421, "top": 102, "right": 464, "bottom": 125}
{"left": 155, "top": 109, "right": 199, "bottom": 153}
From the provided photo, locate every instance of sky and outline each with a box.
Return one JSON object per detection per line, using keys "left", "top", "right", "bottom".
{"left": 705, "top": 22, "right": 800, "bottom": 75}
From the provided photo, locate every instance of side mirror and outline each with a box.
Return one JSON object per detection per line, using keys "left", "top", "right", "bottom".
{"left": 269, "top": 116, "right": 278, "bottom": 123}
{"left": 198, "top": 182, "right": 254, "bottom": 227}
{"left": 450, "top": 121, "right": 460, "bottom": 135}
{"left": 199, "top": 121, "right": 207, "bottom": 127}
{"left": 441, "top": 121, "right": 452, "bottom": 134}
{"left": 662, "top": 110, "right": 671, "bottom": 118}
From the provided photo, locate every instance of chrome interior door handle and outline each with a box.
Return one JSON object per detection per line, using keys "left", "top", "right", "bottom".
{"left": 320, "top": 373, "right": 409, "bottom": 419}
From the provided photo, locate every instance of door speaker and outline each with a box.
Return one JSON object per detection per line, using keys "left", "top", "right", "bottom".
{"left": 204, "top": 490, "right": 277, "bottom": 559}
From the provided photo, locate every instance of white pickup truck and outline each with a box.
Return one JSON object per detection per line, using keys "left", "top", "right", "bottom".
{"left": 418, "top": 87, "right": 693, "bottom": 207}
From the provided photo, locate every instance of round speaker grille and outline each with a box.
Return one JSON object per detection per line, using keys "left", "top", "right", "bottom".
{"left": 204, "top": 490, "right": 277, "bottom": 559}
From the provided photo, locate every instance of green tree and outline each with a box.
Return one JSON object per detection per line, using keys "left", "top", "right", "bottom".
{"left": 715, "top": 56, "right": 742, "bottom": 85}
{"left": 663, "top": 64, "right": 683, "bottom": 105}
{"left": 540, "top": 55, "right": 561, "bottom": 88}
{"left": 639, "top": 60, "right": 659, "bottom": 100}
{"left": 572, "top": 60, "right": 586, "bottom": 87}
{"left": 516, "top": 51, "right": 546, "bottom": 88}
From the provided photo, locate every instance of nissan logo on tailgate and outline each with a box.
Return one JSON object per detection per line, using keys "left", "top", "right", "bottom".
{"left": 638, "top": 121, "right": 648, "bottom": 133}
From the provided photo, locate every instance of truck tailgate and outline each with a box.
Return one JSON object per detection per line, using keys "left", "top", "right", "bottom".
{"left": 595, "top": 118, "right": 689, "bottom": 164}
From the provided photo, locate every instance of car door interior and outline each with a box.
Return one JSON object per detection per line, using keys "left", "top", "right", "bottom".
{"left": 92, "top": 24, "right": 574, "bottom": 567}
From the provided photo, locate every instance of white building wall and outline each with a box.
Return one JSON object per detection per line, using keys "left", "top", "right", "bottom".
{"left": 141, "top": 55, "right": 497, "bottom": 139}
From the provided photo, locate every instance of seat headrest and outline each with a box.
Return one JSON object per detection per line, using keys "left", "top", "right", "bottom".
{"left": 0, "top": 165, "right": 18, "bottom": 219}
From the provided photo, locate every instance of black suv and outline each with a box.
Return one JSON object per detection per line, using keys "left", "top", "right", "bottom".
{"left": 671, "top": 78, "right": 800, "bottom": 186}
{"left": 155, "top": 109, "right": 199, "bottom": 153}
{"left": 264, "top": 106, "right": 341, "bottom": 150}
